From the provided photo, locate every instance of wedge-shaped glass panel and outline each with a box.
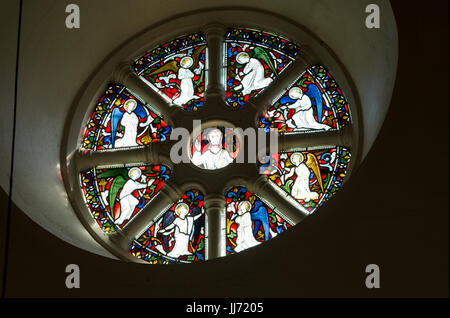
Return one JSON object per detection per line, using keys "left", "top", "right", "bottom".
{"left": 81, "top": 83, "right": 171, "bottom": 151}
{"left": 260, "top": 147, "right": 351, "bottom": 213}
{"left": 224, "top": 28, "right": 301, "bottom": 107}
{"left": 134, "top": 33, "right": 207, "bottom": 111}
{"left": 79, "top": 165, "right": 170, "bottom": 232}
{"left": 259, "top": 65, "right": 351, "bottom": 133}
{"left": 225, "top": 186, "right": 292, "bottom": 254}
{"left": 129, "top": 189, "right": 205, "bottom": 264}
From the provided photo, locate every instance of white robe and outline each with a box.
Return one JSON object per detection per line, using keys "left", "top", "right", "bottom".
{"left": 291, "top": 164, "right": 319, "bottom": 202}
{"left": 173, "top": 68, "right": 199, "bottom": 105}
{"left": 115, "top": 112, "right": 139, "bottom": 148}
{"left": 115, "top": 179, "right": 147, "bottom": 224}
{"left": 240, "top": 58, "right": 273, "bottom": 95}
{"left": 167, "top": 217, "right": 194, "bottom": 258}
{"left": 286, "top": 95, "right": 331, "bottom": 131}
{"left": 234, "top": 212, "right": 260, "bottom": 253}
{"left": 191, "top": 148, "right": 233, "bottom": 170}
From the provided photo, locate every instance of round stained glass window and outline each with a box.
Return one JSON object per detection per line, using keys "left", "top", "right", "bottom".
{"left": 62, "top": 12, "right": 358, "bottom": 264}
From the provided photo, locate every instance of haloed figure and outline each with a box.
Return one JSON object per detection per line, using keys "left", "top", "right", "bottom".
{"left": 115, "top": 99, "right": 139, "bottom": 148}
{"left": 233, "top": 201, "right": 261, "bottom": 253}
{"left": 288, "top": 152, "right": 319, "bottom": 202}
{"left": 282, "top": 87, "right": 331, "bottom": 131}
{"left": 173, "top": 56, "right": 200, "bottom": 106}
{"left": 158, "top": 203, "right": 203, "bottom": 258}
{"left": 234, "top": 52, "right": 273, "bottom": 95}
{"left": 115, "top": 168, "right": 154, "bottom": 225}
{"left": 191, "top": 128, "right": 234, "bottom": 170}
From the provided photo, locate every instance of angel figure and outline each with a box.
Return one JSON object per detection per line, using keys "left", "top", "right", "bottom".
{"left": 156, "top": 203, "right": 204, "bottom": 258}
{"left": 234, "top": 49, "right": 276, "bottom": 96}
{"left": 191, "top": 128, "right": 234, "bottom": 170}
{"left": 173, "top": 57, "right": 200, "bottom": 106}
{"left": 110, "top": 99, "right": 155, "bottom": 148}
{"left": 97, "top": 167, "right": 154, "bottom": 225}
{"left": 281, "top": 152, "right": 324, "bottom": 202}
{"left": 281, "top": 87, "right": 331, "bottom": 131}
{"left": 148, "top": 45, "right": 206, "bottom": 106}
{"left": 229, "top": 201, "right": 261, "bottom": 253}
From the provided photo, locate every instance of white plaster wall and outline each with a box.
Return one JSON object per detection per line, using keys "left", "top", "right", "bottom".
{"left": 0, "top": 0, "right": 397, "bottom": 257}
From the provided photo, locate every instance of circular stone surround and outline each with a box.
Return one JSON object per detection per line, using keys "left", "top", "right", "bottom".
{"left": 61, "top": 8, "right": 361, "bottom": 263}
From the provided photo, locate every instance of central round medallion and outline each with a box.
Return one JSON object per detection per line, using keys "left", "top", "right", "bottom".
{"left": 190, "top": 126, "right": 239, "bottom": 170}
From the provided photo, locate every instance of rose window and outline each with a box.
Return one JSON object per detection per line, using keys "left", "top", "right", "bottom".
{"left": 63, "top": 16, "right": 358, "bottom": 264}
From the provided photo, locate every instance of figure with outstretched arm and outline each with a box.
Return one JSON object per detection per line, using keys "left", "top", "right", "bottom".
{"left": 191, "top": 128, "right": 233, "bottom": 170}
{"left": 157, "top": 203, "right": 204, "bottom": 258}
{"left": 115, "top": 168, "right": 154, "bottom": 225}
{"left": 148, "top": 46, "right": 205, "bottom": 107}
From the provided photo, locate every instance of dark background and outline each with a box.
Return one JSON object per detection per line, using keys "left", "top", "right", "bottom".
{"left": 0, "top": 1, "right": 448, "bottom": 298}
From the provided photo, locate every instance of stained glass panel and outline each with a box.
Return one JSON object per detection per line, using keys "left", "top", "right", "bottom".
{"left": 259, "top": 65, "right": 351, "bottom": 133}
{"left": 134, "top": 33, "right": 207, "bottom": 111}
{"left": 224, "top": 28, "right": 301, "bottom": 107}
{"left": 81, "top": 83, "right": 171, "bottom": 151}
{"left": 79, "top": 165, "right": 170, "bottom": 232}
{"left": 225, "top": 186, "right": 292, "bottom": 254}
{"left": 129, "top": 189, "right": 205, "bottom": 264}
{"left": 260, "top": 147, "right": 351, "bottom": 213}
{"left": 190, "top": 126, "right": 238, "bottom": 170}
